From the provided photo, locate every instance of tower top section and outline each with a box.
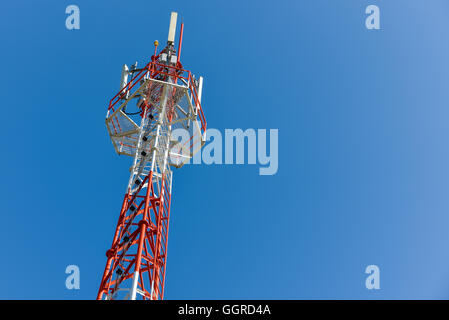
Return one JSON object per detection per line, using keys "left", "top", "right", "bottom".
{"left": 104, "top": 12, "right": 207, "bottom": 168}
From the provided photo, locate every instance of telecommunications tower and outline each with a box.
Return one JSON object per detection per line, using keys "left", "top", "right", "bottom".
{"left": 97, "top": 12, "right": 207, "bottom": 300}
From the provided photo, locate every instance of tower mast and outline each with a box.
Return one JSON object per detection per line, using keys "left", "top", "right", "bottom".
{"left": 97, "top": 12, "right": 206, "bottom": 300}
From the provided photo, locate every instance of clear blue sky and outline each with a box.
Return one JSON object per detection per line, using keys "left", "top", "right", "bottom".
{"left": 2, "top": 0, "right": 449, "bottom": 299}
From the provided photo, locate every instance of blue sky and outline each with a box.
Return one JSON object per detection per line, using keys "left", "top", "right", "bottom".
{"left": 2, "top": 0, "right": 449, "bottom": 299}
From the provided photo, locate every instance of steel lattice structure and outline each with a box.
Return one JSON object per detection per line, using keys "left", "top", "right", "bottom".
{"left": 97, "top": 12, "right": 206, "bottom": 300}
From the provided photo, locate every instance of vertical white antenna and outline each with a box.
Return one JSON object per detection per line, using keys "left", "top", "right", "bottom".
{"left": 167, "top": 12, "right": 178, "bottom": 43}
{"left": 120, "top": 64, "right": 129, "bottom": 91}
{"left": 197, "top": 76, "right": 204, "bottom": 104}
{"left": 197, "top": 76, "right": 206, "bottom": 142}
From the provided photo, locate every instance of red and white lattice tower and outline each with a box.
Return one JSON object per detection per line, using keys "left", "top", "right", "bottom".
{"left": 97, "top": 12, "right": 206, "bottom": 300}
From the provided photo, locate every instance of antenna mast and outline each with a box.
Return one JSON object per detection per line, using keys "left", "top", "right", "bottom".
{"left": 97, "top": 12, "right": 206, "bottom": 300}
